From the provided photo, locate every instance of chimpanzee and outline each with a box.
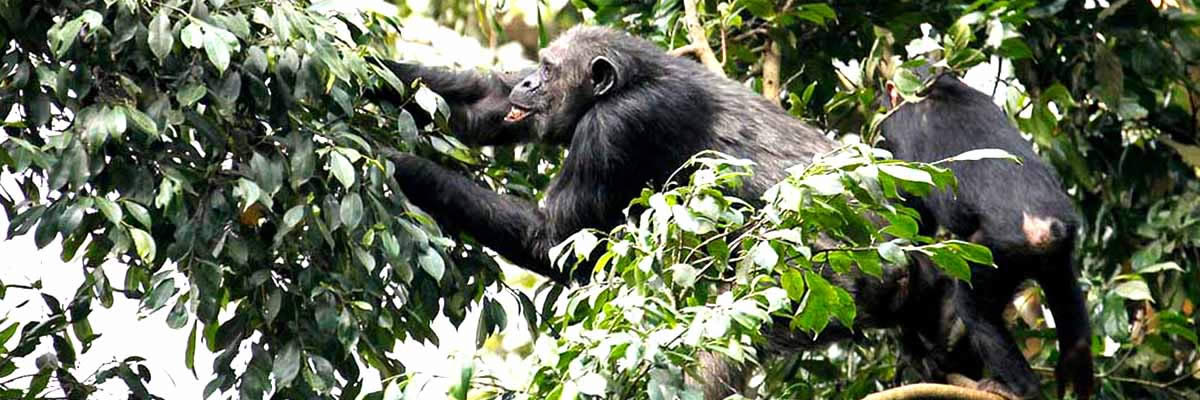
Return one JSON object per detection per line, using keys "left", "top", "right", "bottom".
{"left": 880, "top": 73, "right": 1094, "bottom": 399}
{"left": 374, "top": 26, "right": 1028, "bottom": 399}
{"left": 377, "top": 26, "right": 833, "bottom": 284}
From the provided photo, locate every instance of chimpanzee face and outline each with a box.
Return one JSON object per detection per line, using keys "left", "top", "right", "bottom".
{"left": 504, "top": 32, "right": 620, "bottom": 144}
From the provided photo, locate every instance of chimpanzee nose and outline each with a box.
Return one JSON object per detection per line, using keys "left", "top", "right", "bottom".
{"left": 518, "top": 76, "right": 540, "bottom": 90}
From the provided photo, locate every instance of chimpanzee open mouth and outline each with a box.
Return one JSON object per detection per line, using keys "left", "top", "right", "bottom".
{"left": 505, "top": 106, "right": 533, "bottom": 122}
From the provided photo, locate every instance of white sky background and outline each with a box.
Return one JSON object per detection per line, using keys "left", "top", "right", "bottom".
{"left": 0, "top": 2, "right": 1014, "bottom": 398}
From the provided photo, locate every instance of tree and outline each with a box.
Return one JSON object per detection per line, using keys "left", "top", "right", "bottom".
{"left": 0, "top": 1, "right": 1197, "bottom": 399}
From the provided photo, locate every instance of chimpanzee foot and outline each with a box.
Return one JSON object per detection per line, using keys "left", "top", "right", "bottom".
{"left": 974, "top": 378, "right": 1027, "bottom": 400}
{"left": 946, "top": 374, "right": 1028, "bottom": 400}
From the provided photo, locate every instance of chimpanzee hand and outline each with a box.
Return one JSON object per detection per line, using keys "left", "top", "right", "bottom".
{"left": 374, "top": 59, "right": 539, "bottom": 146}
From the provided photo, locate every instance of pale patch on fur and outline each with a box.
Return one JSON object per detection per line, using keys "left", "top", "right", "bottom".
{"left": 1022, "top": 212, "right": 1055, "bottom": 249}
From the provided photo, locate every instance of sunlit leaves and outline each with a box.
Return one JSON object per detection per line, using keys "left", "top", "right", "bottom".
{"left": 328, "top": 151, "right": 355, "bottom": 189}
{"left": 129, "top": 228, "right": 156, "bottom": 264}
{"left": 203, "top": 26, "right": 236, "bottom": 74}
{"left": 417, "top": 246, "right": 445, "bottom": 282}
{"left": 148, "top": 12, "right": 173, "bottom": 62}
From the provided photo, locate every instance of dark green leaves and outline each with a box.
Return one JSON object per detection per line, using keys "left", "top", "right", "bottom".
{"left": 272, "top": 341, "right": 301, "bottom": 387}
{"left": 339, "top": 192, "right": 363, "bottom": 230}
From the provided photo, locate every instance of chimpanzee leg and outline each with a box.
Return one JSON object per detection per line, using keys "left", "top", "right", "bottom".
{"left": 1035, "top": 250, "right": 1094, "bottom": 399}
{"left": 955, "top": 279, "right": 1041, "bottom": 398}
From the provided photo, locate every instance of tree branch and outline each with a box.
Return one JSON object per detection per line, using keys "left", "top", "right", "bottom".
{"left": 762, "top": 39, "right": 782, "bottom": 104}
{"left": 863, "top": 383, "right": 1006, "bottom": 400}
{"left": 681, "top": 0, "right": 724, "bottom": 75}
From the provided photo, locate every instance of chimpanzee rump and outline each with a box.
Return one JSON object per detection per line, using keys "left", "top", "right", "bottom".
{"left": 376, "top": 26, "right": 1027, "bottom": 399}
{"left": 880, "top": 74, "right": 1094, "bottom": 399}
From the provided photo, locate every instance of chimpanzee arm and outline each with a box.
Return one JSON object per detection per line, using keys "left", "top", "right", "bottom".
{"left": 387, "top": 152, "right": 572, "bottom": 284}
{"left": 374, "top": 60, "right": 536, "bottom": 145}
{"left": 1037, "top": 259, "right": 1095, "bottom": 399}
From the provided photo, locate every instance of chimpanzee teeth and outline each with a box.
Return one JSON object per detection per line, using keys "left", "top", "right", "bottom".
{"left": 505, "top": 107, "right": 528, "bottom": 122}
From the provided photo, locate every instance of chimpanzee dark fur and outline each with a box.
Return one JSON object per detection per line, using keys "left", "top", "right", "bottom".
{"left": 880, "top": 74, "right": 1093, "bottom": 399}
{"left": 376, "top": 26, "right": 1029, "bottom": 399}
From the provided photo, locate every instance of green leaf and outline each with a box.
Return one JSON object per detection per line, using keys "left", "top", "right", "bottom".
{"left": 167, "top": 297, "right": 189, "bottom": 329}
{"left": 415, "top": 86, "right": 449, "bottom": 119}
{"left": 418, "top": 246, "right": 445, "bottom": 282}
{"left": 58, "top": 205, "right": 84, "bottom": 235}
{"left": 304, "top": 355, "right": 334, "bottom": 393}
{"left": 781, "top": 269, "right": 805, "bottom": 301}
{"left": 880, "top": 212, "right": 918, "bottom": 239}
{"left": 669, "top": 263, "right": 698, "bottom": 287}
{"left": 148, "top": 12, "right": 174, "bottom": 62}
{"left": 1113, "top": 280, "right": 1153, "bottom": 302}
{"left": 892, "top": 68, "right": 924, "bottom": 98}
{"left": 1137, "top": 262, "right": 1182, "bottom": 274}
{"left": 124, "top": 201, "right": 152, "bottom": 228}
{"left": 185, "top": 323, "right": 198, "bottom": 373}
{"left": 282, "top": 205, "right": 305, "bottom": 230}
{"left": 828, "top": 251, "right": 852, "bottom": 274}
{"left": 105, "top": 106, "right": 128, "bottom": 138}
{"left": 950, "top": 242, "right": 993, "bottom": 265}
{"left": 851, "top": 250, "right": 882, "bottom": 278}
{"left": 877, "top": 241, "right": 905, "bottom": 265}
{"left": 0, "top": 322, "right": 20, "bottom": 346}
{"left": 879, "top": 165, "right": 933, "bottom": 186}
{"left": 130, "top": 228, "right": 157, "bottom": 263}
{"left": 273, "top": 341, "right": 301, "bottom": 387}
{"left": 1094, "top": 45, "right": 1124, "bottom": 110}
{"left": 329, "top": 152, "right": 355, "bottom": 189}
{"left": 271, "top": 8, "right": 292, "bottom": 39}
{"left": 795, "top": 271, "right": 836, "bottom": 334}
{"left": 751, "top": 241, "right": 779, "bottom": 270}
{"left": 941, "top": 149, "right": 1020, "bottom": 164}
{"left": 572, "top": 230, "right": 599, "bottom": 260}
{"left": 34, "top": 213, "right": 58, "bottom": 249}
{"left": 998, "top": 37, "right": 1033, "bottom": 60}
{"left": 144, "top": 278, "right": 175, "bottom": 311}
{"left": 123, "top": 106, "right": 159, "bottom": 139}
{"left": 177, "top": 84, "right": 207, "bottom": 107}
{"left": 928, "top": 248, "right": 970, "bottom": 282}
{"left": 181, "top": 23, "right": 204, "bottom": 49}
{"left": 53, "top": 19, "right": 84, "bottom": 58}
{"left": 203, "top": 28, "right": 232, "bottom": 73}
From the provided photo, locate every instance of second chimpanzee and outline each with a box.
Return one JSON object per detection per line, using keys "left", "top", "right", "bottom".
{"left": 880, "top": 74, "right": 1094, "bottom": 399}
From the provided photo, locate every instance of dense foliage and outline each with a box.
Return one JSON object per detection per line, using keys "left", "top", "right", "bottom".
{"left": 0, "top": 0, "right": 1197, "bottom": 399}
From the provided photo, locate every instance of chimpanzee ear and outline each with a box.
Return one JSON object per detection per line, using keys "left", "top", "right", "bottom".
{"left": 590, "top": 56, "right": 619, "bottom": 97}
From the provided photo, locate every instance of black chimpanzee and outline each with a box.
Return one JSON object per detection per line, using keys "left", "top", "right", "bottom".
{"left": 379, "top": 26, "right": 832, "bottom": 284}
{"left": 880, "top": 73, "right": 1094, "bottom": 399}
{"left": 375, "top": 26, "right": 1031, "bottom": 399}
